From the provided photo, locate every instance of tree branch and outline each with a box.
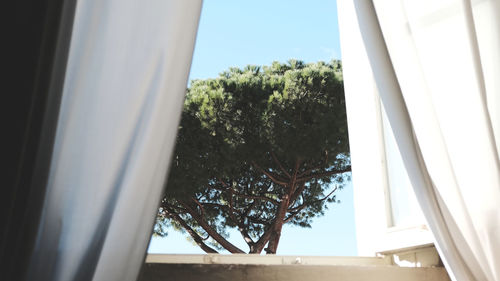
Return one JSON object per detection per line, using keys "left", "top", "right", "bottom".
{"left": 179, "top": 200, "right": 246, "bottom": 254}
{"left": 289, "top": 181, "right": 306, "bottom": 206}
{"left": 200, "top": 201, "right": 259, "bottom": 248}
{"left": 247, "top": 215, "right": 272, "bottom": 225}
{"left": 200, "top": 202, "right": 229, "bottom": 210}
{"left": 227, "top": 186, "right": 240, "bottom": 224}
{"left": 283, "top": 205, "right": 307, "bottom": 223}
{"left": 317, "top": 186, "right": 338, "bottom": 202}
{"left": 287, "top": 186, "right": 338, "bottom": 212}
{"left": 192, "top": 197, "right": 205, "bottom": 218}
{"left": 252, "top": 224, "right": 274, "bottom": 254}
{"left": 162, "top": 202, "right": 189, "bottom": 215}
{"left": 296, "top": 166, "right": 351, "bottom": 182}
{"left": 233, "top": 193, "right": 279, "bottom": 205}
{"left": 165, "top": 207, "right": 218, "bottom": 254}
{"left": 297, "top": 166, "right": 318, "bottom": 178}
{"left": 242, "top": 201, "right": 256, "bottom": 218}
{"left": 270, "top": 151, "right": 291, "bottom": 179}
{"left": 252, "top": 161, "right": 289, "bottom": 186}
{"left": 202, "top": 186, "right": 259, "bottom": 250}
{"left": 237, "top": 224, "right": 255, "bottom": 249}
{"left": 215, "top": 178, "right": 280, "bottom": 205}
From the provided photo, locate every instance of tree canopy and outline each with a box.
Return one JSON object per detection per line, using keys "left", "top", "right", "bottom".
{"left": 155, "top": 60, "right": 350, "bottom": 254}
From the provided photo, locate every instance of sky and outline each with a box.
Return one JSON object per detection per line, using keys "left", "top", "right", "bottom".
{"left": 148, "top": 0, "right": 358, "bottom": 256}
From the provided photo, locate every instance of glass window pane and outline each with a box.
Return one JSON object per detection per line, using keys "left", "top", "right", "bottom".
{"left": 381, "top": 103, "right": 425, "bottom": 227}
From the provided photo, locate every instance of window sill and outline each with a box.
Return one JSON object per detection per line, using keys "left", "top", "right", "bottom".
{"left": 140, "top": 254, "right": 450, "bottom": 281}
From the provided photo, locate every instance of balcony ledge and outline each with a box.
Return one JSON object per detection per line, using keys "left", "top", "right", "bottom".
{"left": 140, "top": 254, "right": 450, "bottom": 281}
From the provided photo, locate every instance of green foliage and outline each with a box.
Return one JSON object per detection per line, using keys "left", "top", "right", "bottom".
{"left": 156, "top": 60, "right": 350, "bottom": 253}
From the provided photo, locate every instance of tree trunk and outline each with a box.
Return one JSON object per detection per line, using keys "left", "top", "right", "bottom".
{"left": 265, "top": 194, "right": 290, "bottom": 254}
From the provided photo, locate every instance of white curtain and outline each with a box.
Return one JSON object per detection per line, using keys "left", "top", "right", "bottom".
{"left": 27, "top": 1, "right": 202, "bottom": 281}
{"left": 338, "top": 0, "right": 500, "bottom": 281}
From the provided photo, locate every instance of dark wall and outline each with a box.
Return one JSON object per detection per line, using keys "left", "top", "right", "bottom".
{"left": 1, "top": 1, "right": 76, "bottom": 279}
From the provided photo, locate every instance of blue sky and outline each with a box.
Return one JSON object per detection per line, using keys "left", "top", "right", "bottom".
{"left": 148, "top": 0, "right": 357, "bottom": 256}
{"left": 189, "top": 0, "right": 342, "bottom": 79}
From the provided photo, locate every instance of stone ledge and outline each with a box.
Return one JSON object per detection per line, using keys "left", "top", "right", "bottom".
{"left": 140, "top": 255, "right": 451, "bottom": 281}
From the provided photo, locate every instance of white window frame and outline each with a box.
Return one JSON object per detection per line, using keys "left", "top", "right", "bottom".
{"left": 344, "top": 76, "right": 434, "bottom": 256}
{"left": 338, "top": 0, "right": 434, "bottom": 256}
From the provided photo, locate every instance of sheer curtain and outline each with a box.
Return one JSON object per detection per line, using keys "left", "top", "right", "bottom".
{"left": 26, "top": 1, "right": 202, "bottom": 281}
{"left": 338, "top": 0, "right": 500, "bottom": 281}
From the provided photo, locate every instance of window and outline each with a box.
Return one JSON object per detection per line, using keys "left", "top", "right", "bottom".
{"left": 381, "top": 102, "right": 426, "bottom": 228}
{"left": 338, "top": 0, "right": 434, "bottom": 255}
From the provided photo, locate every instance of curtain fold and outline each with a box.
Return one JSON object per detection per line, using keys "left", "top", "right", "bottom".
{"left": 339, "top": 0, "right": 500, "bottom": 280}
{"left": 26, "top": 1, "right": 202, "bottom": 281}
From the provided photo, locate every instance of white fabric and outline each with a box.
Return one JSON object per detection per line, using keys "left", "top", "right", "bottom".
{"left": 28, "top": 1, "right": 202, "bottom": 281}
{"left": 338, "top": 0, "right": 500, "bottom": 281}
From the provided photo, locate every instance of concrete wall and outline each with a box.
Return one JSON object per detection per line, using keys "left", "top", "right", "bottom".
{"left": 139, "top": 254, "right": 450, "bottom": 281}
{"left": 140, "top": 263, "right": 450, "bottom": 281}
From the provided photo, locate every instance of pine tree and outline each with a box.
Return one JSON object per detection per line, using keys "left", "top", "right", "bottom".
{"left": 155, "top": 60, "right": 350, "bottom": 254}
